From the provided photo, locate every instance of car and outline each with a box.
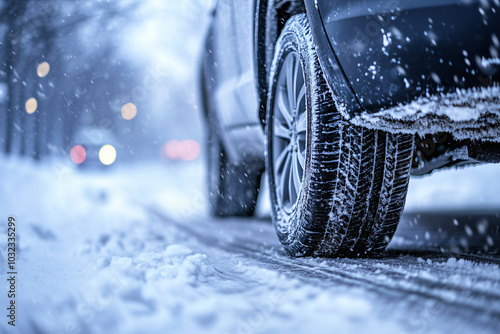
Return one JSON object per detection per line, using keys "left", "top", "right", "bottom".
{"left": 199, "top": 0, "right": 500, "bottom": 257}
{"left": 71, "top": 126, "right": 118, "bottom": 168}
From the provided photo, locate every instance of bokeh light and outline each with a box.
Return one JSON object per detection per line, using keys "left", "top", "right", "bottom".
{"left": 164, "top": 140, "right": 182, "bottom": 160}
{"left": 25, "top": 98, "right": 38, "bottom": 114}
{"left": 121, "top": 103, "right": 137, "bottom": 120}
{"left": 37, "top": 62, "right": 50, "bottom": 78}
{"left": 164, "top": 139, "right": 201, "bottom": 161}
{"left": 180, "top": 139, "right": 201, "bottom": 161}
{"left": 99, "top": 145, "right": 117, "bottom": 165}
{"left": 70, "top": 145, "right": 86, "bottom": 164}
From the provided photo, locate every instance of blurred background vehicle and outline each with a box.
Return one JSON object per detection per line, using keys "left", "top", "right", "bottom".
{"left": 70, "top": 126, "right": 119, "bottom": 168}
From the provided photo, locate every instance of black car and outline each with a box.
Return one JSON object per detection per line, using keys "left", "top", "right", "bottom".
{"left": 199, "top": 0, "right": 500, "bottom": 257}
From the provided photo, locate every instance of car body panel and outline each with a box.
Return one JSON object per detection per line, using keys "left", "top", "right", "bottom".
{"left": 203, "top": 0, "right": 265, "bottom": 163}
{"left": 303, "top": 0, "right": 363, "bottom": 117}
{"left": 315, "top": 0, "right": 500, "bottom": 112}
{"left": 211, "top": 0, "right": 258, "bottom": 129}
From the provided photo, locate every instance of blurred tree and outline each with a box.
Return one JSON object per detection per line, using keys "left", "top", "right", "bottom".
{"left": 0, "top": 0, "right": 142, "bottom": 160}
{"left": 1, "top": 0, "right": 28, "bottom": 155}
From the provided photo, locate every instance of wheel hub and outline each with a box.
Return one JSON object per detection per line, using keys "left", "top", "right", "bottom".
{"left": 272, "top": 52, "right": 307, "bottom": 213}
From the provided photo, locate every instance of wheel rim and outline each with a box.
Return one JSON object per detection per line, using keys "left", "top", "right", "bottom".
{"left": 272, "top": 52, "right": 306, "bottom": 214}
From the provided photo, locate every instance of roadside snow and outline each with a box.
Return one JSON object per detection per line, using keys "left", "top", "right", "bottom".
{"left": 406, "top": 163, "right": 500, "bottom": 212}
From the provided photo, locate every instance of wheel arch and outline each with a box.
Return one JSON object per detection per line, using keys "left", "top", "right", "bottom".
{"left": 255, "top": 0, "right": 306, "bottom": 127}
{"left": 255, "top": 0, "right": 362, "bottom": 126}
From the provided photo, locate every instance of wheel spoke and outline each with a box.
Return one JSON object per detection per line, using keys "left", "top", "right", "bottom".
{"left": 293, "top": 56, "right": 300, "bottom": 106}
{"left": 275, "top": 144, "right": 291, "bottom": 173}
{"left": 277, "top": 89, "right": 292, "bottom": 127}
{"left": 274, "top": 122, "right": 290, "bottom": 140}
{"left": 288, "top": 155, "right": 296, "bottom": 204}
{"left": 296, "top": 111, "right": 307, "bottom": 134}
{"left": 286, "top": 56, "right": 296, "bottom": 111}
{"left": 297, "top": 84, "right": 306, "bottom": 110}
{"left": 279, "top": 153, "right": 292, "bottom": 203}
{"left": 292, "top": 151, "right": 302, "bottom": 198}
{"left": 297, "top": 147, "right": 305, "bottom": 169}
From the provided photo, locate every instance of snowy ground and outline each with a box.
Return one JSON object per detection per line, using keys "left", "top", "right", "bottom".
{"left": 1, "top": 156, "right": 500, "bottom": 334}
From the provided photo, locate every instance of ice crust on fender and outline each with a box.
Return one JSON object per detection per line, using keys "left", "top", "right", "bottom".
{"left": 351, "top": 85, "right": 500, "bottom": 142}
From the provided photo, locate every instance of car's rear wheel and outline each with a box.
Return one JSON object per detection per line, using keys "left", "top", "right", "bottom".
{"left": 206, "top": 122, "right": 262, "bottom": 217}
{"left": 266, "top": 14, "right": 414, "bottom": 257}
{"left": 200, "top": 62, "right": 262, "bottom": 217}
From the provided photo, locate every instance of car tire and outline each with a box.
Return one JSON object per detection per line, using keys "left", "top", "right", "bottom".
{"left": 200, "top": 63, "right": 262, "bottom": 217}
{"left": 266, "top": 14, "right": 414, "bottom": 257}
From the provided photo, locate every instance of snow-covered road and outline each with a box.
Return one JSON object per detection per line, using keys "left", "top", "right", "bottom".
{"left": 1, "top": 158, "right": 499, "bottom": 334}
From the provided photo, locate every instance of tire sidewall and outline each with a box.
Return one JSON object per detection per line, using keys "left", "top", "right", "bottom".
{"left": 266, "top": 14, "right": 337, "bottom": 255}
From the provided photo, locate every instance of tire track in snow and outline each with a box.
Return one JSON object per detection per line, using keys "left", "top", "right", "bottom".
{"left": 147, "top": 207, "right": 500, "bottom": 333}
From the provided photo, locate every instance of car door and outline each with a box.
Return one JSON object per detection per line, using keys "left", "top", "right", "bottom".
{"left": 231, "top": 0, "right": 259, "bottom": 126}
{"left": 212, "top": 0, "right": 259, "bottom": 129}
{"left": 210, "top": 0, "right": 264, "bottom": 162}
